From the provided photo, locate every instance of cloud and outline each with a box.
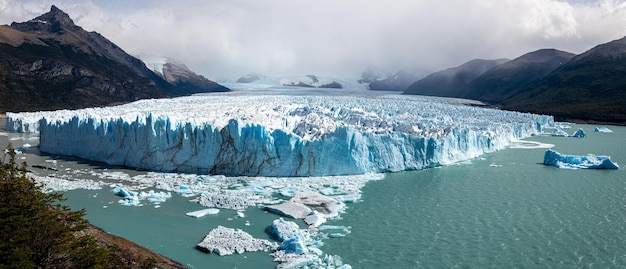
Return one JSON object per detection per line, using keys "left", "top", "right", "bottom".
{"left": 1, "top": 0, "right": 625, "bottom": 79}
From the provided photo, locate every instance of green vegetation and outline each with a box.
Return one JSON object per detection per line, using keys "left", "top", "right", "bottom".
{"left": 0, "top": 144, "right": 158, "bottom": 268}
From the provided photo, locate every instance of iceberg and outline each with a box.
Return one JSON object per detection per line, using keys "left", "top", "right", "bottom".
{"left": 186, "top": 208, "right": 220, "bottom": 218}
{"left": 594, "top": 127, "right": 613, "bottom": 133}
{"left": 543, "top": 149, "right": 619, "bottom": 169}
{"left": 6, "top": 94, "right": 552, "bottom": 177}
{"left": 265, "top": 192, "right": 345, "bottom": 227}
{"left": 195, "top": 226, "right": 278, "bottom": 256}
{"left": 571, "top": 128, "right": 587, "bottom": 138}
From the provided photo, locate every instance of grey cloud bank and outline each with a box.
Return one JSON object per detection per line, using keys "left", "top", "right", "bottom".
{"left": 1, "top": 0, "right": 625, "bottom": 80}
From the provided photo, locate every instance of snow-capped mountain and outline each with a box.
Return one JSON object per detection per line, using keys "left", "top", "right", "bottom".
{"left": 142, "top": 56, "right": 229, "bottom": 94}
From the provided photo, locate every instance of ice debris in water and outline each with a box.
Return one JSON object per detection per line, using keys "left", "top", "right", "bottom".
{"left": 543, "top": 149, "right": 619, "bottom": 170}
{"left": 30, "top": 168, "right": 380, "bottom": 209}
{"left": 110, "top": 186, "right": 172, "bottom": 206}
{"left": 195, "top": 226, "right": 278, "bottom": 256}
{"left": 594, "top": 127, "right": 613, "bottom": 133}
{"left": 6, "top": 94, "right": 552, "bottom": 177}
{"left": 270, "top": 218, "right": 352, "bottom": 269}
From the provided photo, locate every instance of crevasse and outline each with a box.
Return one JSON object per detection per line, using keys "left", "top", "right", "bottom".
{"left": 6, "top": 95, "right": 553, "bottom": 177}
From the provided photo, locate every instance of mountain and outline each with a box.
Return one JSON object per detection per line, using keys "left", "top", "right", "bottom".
{"left": 359, "top": 68, "right": 421, "bottom": 91}
{"left": 0, "top": 6, "right": 227, "bottom": 113}
{"left": 403, "top": 58, "right": 509, "bottom": 97}
{"left": 502, "top": 37, "right": 626, "bottom": 123}
{"left": 236, "top": 73, "right": 264, "bottom": 83}
{"left": 461, "top": 49, "right": 575, "bottom": 103}
{"left": 144, "top": 56, "right": 228, "bottom": 94}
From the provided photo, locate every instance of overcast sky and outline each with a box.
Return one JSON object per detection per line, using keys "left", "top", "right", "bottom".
{"left": 1, "top": 0, "right": 625, "bottom": 80}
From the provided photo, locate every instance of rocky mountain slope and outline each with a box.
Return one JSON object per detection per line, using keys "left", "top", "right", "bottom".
{"left": 145, "top": 56, "right": 228, "bottom": 94}
{"left": 503, "top": 37, "right": 626, "bottom": 123}
{"left": 404, "top": 58, "right": 509, "bottom": 97}
{"left": 0, "top": 6, "right": 227, "bottom": 113}
{"left": 403, "top": 38, "right": 626, "bottom": 124}
{"left": 461, "top": 49, "right": 575, "bottom": 103}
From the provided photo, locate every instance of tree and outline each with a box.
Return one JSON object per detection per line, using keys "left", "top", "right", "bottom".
{"left": 0, "top": 144, "right": 111, "bottom": 268}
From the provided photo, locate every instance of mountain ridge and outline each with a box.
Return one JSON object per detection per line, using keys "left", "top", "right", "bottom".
{"left": 0, "top": 5, "right": 227, "bottom": 113}
{"left": 404, "top": 58, "right": 509, "bottom": 97}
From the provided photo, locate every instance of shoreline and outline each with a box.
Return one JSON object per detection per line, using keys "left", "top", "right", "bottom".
{"left": 81, "top": 223, "right": 186, "bottom": 269}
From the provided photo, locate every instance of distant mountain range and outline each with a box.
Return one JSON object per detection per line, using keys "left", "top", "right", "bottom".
{"left": 404, "top": 38, "right": 626, "bottom": 124}
{"left": 0, "top": 6, "right": 227, "bottom": 113}
{"left": 143, "top": 56, "right": 227, "bottom": 94}
{"left": 359, "top": 68, "right": 421, "bottom": 91}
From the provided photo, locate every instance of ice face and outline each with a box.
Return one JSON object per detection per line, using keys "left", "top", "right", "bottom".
{"left": 6, "top": 95, "right": 553, "bottom": 177}
{"left": 543, "top": 149, "right": 619, "bottom": 169}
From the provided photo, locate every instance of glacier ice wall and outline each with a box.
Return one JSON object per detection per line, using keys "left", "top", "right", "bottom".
{"left": 7, "top": 95, "right": 553, "bottom": 177}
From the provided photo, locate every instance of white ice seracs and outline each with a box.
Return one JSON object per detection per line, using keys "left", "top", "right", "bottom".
{"left": 543, "top": 149, "right": 619, "bottom": 169}
{"left": 6, "top": 95, "right": 553, "bottom": 177}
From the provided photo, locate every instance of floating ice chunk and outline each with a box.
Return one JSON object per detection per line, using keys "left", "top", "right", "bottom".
{"left": 543, "top": 149, "right": 619, "bottom": 169}
{"left": 236, "top": 211, "right": 245, "bottom": 218}
{"left": 266, "top": 201, "right": 312, "bottom": 219}
{"left": 176, "top": 185, "right": 193, "bottom": 194}
{"left": 304, "top": 211, "right": 327, "bottom": 227}
{"left": 186, "top": 208, "right": 220, "bottom": 218}
{"left": 594, "top": 127, "right": 613, "bottom": 133}
{"left": 271, "top": 251, "right": 321, "bottom": 269}
{"left": 551, "top": 127, "right": 569, "bottom": 137}
{"left": 272, "top": 218, "right": 303, "bottom": 242}
{"left": 571, "top": 128, "right": 587, "bottom": 138}
{"left": 111, "top": 186, "right": 136, "bottom": 197}
{"left": 118, "top": 196, "right": 140, "bottom": 206}
{"left": 279, "top": 237, "right": 307, "bottom": 255}
{"left": 195, "top": 226, "right": 278, "bottom": 256}
{"left": 139, "top": 190, "right": 172, "bottom": 203}
{"left": 266, "top": 192, "right": 345, "bottom": 223}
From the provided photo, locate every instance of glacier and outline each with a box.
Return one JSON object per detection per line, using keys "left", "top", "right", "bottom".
{"left": 543, "top": 149, "right": 619, "bottom": 169}
{"left": 5, "top": 94, "right": 553, "bottom": 177}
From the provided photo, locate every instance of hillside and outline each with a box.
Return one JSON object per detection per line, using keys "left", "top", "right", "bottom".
{"left": 403, "top": 58, "right": 509, "bottom": 97}
{"left": 462, "top": 49, "right": 575, "bottom": 103}
{"left": 0, "top": 6, "right": 227, "bottom": 113}
{"left": 502, "top": 37, "right": 626, "bottom": 124}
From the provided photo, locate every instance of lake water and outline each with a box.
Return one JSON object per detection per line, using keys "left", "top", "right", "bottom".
{"left": 2, "top": 119, "right": 625, "bottom": 268}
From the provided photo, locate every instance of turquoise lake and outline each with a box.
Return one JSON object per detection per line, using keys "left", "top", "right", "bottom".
{"left": 2, "top": 120, "right": 625, "bottom": 268}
